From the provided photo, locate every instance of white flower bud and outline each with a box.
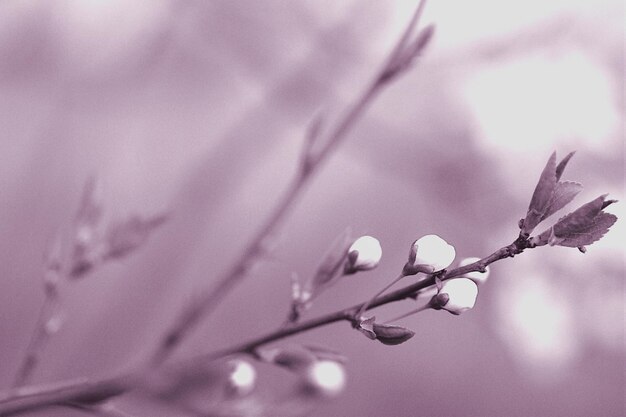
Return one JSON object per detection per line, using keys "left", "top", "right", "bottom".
{"left": 303, "top": 360, "right": 346, "bottom": 397}
{"left": 435, "top": 278, "right": 478, "bottom": 315}
{"left": 345, "top": 236, "right": 382, "bottom": 273}
{"left": 409, "top": 234, "right": 456, "bottom": 272}
{"left": 458, "top": 257, "right": 490, "bottom": 285}
{"left": 226, "top": 359, "right": 256, "bottom": 396}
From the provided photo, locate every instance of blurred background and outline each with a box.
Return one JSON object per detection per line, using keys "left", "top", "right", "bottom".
{"left": 0, "top": 1, "right": 623, "bottom": 416}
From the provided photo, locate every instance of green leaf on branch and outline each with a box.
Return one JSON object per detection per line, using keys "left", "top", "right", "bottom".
{"left": 522, "top": 152, "right": 557, "bottom": 235}
{"left": 542, "top": 181, "right": 583, "bottom": 222}
{"left": 532, "top": 195, "right": 618, "bottom": 248}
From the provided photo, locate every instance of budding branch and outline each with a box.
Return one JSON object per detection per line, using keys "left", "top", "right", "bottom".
{"left": 0, "top": 234, "right": 530, "bottom": 416}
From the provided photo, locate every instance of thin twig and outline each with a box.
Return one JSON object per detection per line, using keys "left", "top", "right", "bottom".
{"left": 185, "top": 235, "right": 530, "bottom": 363}
{"left": 355, "top": 273, "right": 405, "bottom": 320}
{"left": 0, "top": 235, "right": 528, "bottom": 417}
{"left": 12, "top": 236, "right": 64, "bottom": 388}
{"left": 11, "top": 295, "right": 58, "bottom": 387}
{"left": 149, "top": 0, "right": 432, "bottom": 366}
{"left": 383, "top": 303, "right": 432, "bottom": 324}
{"left": 69, "top": 402, "right": 140, "bottom": 417}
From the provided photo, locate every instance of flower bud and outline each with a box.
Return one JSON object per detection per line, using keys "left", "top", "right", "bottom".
{"left": 302, "top": 360, "right": 346, "bottom": 397}
{"left": 432, "top": 278, "right": 478, "bottom": 315}
{"left": 344, "top": 236, "right": 382, "bottom": 274}
{"left": 458, "top": 257, "right": 490, "bottom": 285}
{"left": 372, "top": 323, "right": 415, "bottom": 345}
{"left": 226, "top": 359, "right": 256, "bottom": 396}
{"left": 406, "top": 234, "right": 455, "bottom": 274}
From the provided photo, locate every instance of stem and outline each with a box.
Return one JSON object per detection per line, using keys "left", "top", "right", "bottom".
{"left": 0, "top": 375, "right": 136, "bottom": 417}
{"left": 355, "top": 273, "right": 406, "bottom": 320}
{"left": 12, "top": 276, "right": 62, "bottom": 388}
{"left": 383, "top": 303, "right": 432, "bottom": 324}
{"left": 187, "top": 237, "right": 529, "bottom": 362}
{"left": 69, "top": 402, "right": 139, "bottom": 417}
{"left": 0, "top": 236, "right": 530, "bottom": 416}
{"left": 149, "top": 0, "right": 431, "bottom": 366}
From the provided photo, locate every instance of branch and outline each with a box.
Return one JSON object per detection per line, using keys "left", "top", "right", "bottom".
{"left": 187, "top": 235, "right": 530, "bottom": 361}
{"left": 0, "top": 376, "right": 134, "bottom": 417}
{"left": 12, "top": 235, "right": 65, "bottom": 388}
{"left": 148, "top": 0, "right": 433, "bottom": 366}
{"left": 11, "top": 294, "right": 59, "bottom": 388}
{"left": 0, "top": 234, "right": 528, "bottom": 416}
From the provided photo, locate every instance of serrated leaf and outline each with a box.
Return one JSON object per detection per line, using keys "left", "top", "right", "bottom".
{"left": 555, "top": 212, "right": 617, "bottom": 247}
{"left": 552, "top": 195, "right": 606, "bottom": 237}
{"left": 522, "top": 152, "right": 557, "bottom": 234}
{"left": 541, "top": 181, "right": 583, "bottom": 222}
{"left": 533, "top": 195, "right": 618, "bottom": 248}
{"left": 372, "top": 323, "right": 415, "bottom": 346}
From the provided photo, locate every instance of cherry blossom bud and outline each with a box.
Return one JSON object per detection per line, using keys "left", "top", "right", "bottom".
{"left": 405, "top": 234, "right": 455, "bottom": 274}
{"left": 432, "top": 278, "right": 478, "bottom": 315}
{"left": 302, "top": 360, "right": 346, "bottom": 397}
{"left": 458, "top": 257, "right": 490, "bottom": 285}
{"left": 226, "top": 359, "right": 256, "bottom": 396}
{"left": 344, "top": 236, "right": 382, "bottom": 274}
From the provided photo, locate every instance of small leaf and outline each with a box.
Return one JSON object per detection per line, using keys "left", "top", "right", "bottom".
{"left": 356, "top": 316, "right": 377, "bottom": 340}
{"left": 269, "top": 346, "right": 316, "bottom": 372}
{"left": 372, "top": 323, "right": 415, "bottom": 346}
{"left": 555, "top": 151, "right": 576, "bottom": 181}
{"left": 554, "top": 212, "right": 617, "bottom": 248}
{"left": 304, "top": 228, "right": 352, "bottom": 298}
{"left": 552, "top": 195, "right": 606, "bottom": 236}
{"left": 541, "top": 181, "right": 583, "bottom": 222}
{"left": 533, "top": 195, "right": 618, "bottom": 249}
{"left": 105, "top": 213, "right": 168, "bottom": 259}
{"left": 522, "top": 152, "right": 557, "bottom": 234}
{"left": 602, "top": 199, "right": 618, "bottom": 210}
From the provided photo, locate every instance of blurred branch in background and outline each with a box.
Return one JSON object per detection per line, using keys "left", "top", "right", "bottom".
{"left": 148, "top": 0, "right": 434, "bottom": 367}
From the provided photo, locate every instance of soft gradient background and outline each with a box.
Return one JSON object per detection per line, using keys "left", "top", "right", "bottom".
{"left": 0, "top": 1, "right": 624, "bottom": 416}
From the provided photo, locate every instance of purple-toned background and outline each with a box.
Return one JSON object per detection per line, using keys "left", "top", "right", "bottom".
{"left": 1, "top": 1, "right": 624, "bottom": 416}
